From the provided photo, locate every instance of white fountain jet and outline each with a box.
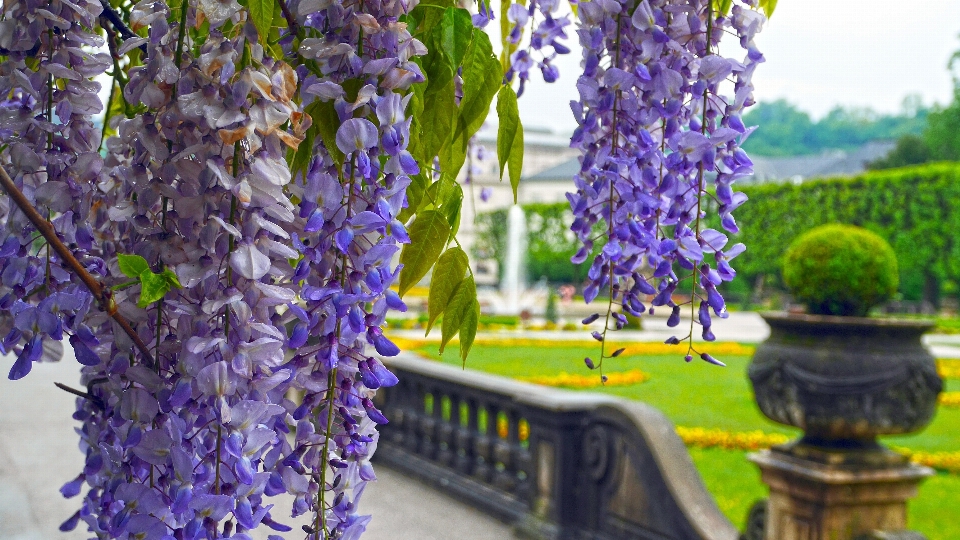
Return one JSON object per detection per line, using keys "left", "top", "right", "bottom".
{"left": 500, "top": 205, "right": 527, "bottom": 315}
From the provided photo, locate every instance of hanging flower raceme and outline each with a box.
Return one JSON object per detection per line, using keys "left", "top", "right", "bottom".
{"left": 59, "top": 0, "right": 315, "bottom": 537}
{"left": 568, "top": 0, "right": 765, "bottom": 371}
{"left": 0, "top": 0, "right": 109, "bottom": 378}
{"left": 281, "top": 0, "right": 426, "bottom": 534}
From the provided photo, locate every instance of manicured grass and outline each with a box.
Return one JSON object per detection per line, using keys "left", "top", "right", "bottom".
{"left": 409, "top": 342, "right": 959, "bottom": 535}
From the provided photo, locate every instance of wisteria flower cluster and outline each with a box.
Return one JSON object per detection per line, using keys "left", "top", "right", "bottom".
{"left": 567, "top": 0, "right": 765, "bottom": 370}
{"left": 0, "top": 0, "right": 767, "bottom": 538}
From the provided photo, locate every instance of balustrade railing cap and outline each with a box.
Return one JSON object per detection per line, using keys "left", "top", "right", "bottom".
{"left": 383, "top": 353, "right": 621, "bottom": 412}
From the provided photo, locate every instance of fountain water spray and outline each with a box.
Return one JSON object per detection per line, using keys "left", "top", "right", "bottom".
{"left": 501, "top": 205, "right": 527, "bottom": 315}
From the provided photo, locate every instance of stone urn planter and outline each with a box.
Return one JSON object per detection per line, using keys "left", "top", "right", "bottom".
{"left": 748, "top": 312, "right": 943, "bottom": 449}
{"left": 746, "top": 225, "right": 941, "bottom": 540}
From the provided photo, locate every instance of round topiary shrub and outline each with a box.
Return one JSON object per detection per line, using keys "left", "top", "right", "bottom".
{"left": 782, "top": 224, "right": 899, "bottom": 317}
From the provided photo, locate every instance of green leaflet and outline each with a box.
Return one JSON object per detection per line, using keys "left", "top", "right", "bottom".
{"left": 398, "top": 210, "right": 452, "bottom": 297}
{"left": 137, "top": 271, "right": 169, "bottom": 308}
{"left": 758, "top": 0, "right": 777, "bottom": 17}
{"left": 398, "top": 172, "right": 429, "bottom": 223}
{"left": 117, "top": 254, "right": 183, "bottom": 308}
{"left": 118, "top": 253, "right": 150, "bottom": 278}
{"left": 496, "top": 85, "right": 524, "bottom": 201}
{"left": 418, "top": 172, "right": 458, "bottom": 214}
{"left": 426, "top": 247, "right": 469, "bottom": 334}
{"left": 435, "top": 8, "right": 474, "bottom": 68}
{"left": 457, "top": 32, "right": 501, "bottom": 139}
{"left": 418, "top": 78, "right": 456, "bottom": 164}
{"left": 407, "top": 0, "right": 458, "bottom": 38}
{"left": 458, "top": 298, "right": 480, "bottom": 363}
{"left": 712, "top": 0, "right": 732, "bottom": 15}
{"left": 416, "top": 22, "right": 457, "bottom": 164}
{"left": 444, "top": 183, "right": 463, "bottom": 238}
{"left": 439, "top": 275, "right": 476, "bottom": 354}
{"left": 290, "top": 116, "right": 318, "bottom": 179}
{"left": 160, "top": 268, "right": 182, "bottom": 289}
{"left": 244, "top": 0, "right": 274, "bottom": 44}
{"left": 307, "top": 100, "right": 345, "bottom": 167}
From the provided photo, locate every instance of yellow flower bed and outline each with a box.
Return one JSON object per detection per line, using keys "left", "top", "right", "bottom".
{"left": 939, "top": 392, "right": 960, "bottom": 407}
{"left": 937, "top": 358, "right": 960, "bottom": 379}
{"left": 518, "top": 369, "right": 650, "bottom": 388}
{"left": 893, "top": 447, "right": 960, "bottom": 474}
{"left": 676, "top": 426, "right": 960, "bottom": 475}
{"left": 675, "top": 426, "right": 790, "bottom": 451}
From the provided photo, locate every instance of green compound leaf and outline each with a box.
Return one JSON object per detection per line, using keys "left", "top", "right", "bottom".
{"left": 443, "top": 29, "right": 502, "bottom": 176}
{"left": 137, "top": 270, "right": 170, "bottom": 308}
{"left": 398, "top": 210, "right": 452, "bottom": 297}
{"left": 459, "top": 298, "right": 480, "bottom": 363}
{"left": 426, "top": 247, "right": 469, "bottom": 334}
{"left": 117, "top": 254, "right": 149, "bottom": 278}
{"left": 496, "top": 85, "right": 524, "bottom": 202}
{"left": 439, "top": 275, "right": 476, "bottom": 354}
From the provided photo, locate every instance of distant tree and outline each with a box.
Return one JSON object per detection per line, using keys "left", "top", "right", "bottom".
{"left": 742, "top": 99, "right": 817, "bottom": 156}
{"left": 743, "top": 97, "right": 929, "bottom": 157}
{"left": 867, "top": 135, "right": 931, "bottom": 170}
{"left": 924, "top": 90, "right": 960, "bottom": 161}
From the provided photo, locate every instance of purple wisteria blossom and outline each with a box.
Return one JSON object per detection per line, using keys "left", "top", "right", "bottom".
{"left": 504, "top": 0, "right": 572, "bottom": 95}
{"left": 568, "top": 0, "right": 763, "bottom": 370}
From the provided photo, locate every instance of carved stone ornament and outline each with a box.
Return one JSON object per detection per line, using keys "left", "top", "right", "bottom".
{"left": 749, "top": 312, "right": 942, "bottom": 445}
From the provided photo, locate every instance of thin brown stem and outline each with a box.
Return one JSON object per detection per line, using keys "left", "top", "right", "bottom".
{"left": 0, "top": 164, "right": 157, "bottom": 366}
{"left": 54, "top": 382, "right": 104, "bottom": 408}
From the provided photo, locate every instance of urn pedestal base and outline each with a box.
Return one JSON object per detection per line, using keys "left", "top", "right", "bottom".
{"left": 749, "top": 444, "right": 932, "bottom": 540}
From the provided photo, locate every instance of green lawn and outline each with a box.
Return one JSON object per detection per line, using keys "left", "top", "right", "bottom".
{"left": 409, "top": 342, "right": 959, "bottom": 536}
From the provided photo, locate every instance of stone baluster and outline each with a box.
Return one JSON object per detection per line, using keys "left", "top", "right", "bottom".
{"left": 417, "top": 386, "right": 439, "bottom": 459}
{"left": 492, "top": 406, "right": 516, "bottom": 492}
{"left": 513, "top": 416, "right": 534, "bottom": 502}
{"left": 437, "top": 394, "right": 456, "bottom": 467}
{"left": 473, "top": 402, "right": 494, "bottom": 483}
{"left": 401, "top": 379, "right": 421, "bottom": 454}
{"left": 454, "top": 395, "right": 477, "bottom": 475}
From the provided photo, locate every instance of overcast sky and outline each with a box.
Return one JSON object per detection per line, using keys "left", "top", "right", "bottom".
{"left": 510, "top": 0, "right": 960, "bottom": 134}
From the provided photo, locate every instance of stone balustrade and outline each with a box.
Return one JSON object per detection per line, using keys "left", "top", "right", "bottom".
{"left": 373, "top": 352, "right": 739, "bottom": 540}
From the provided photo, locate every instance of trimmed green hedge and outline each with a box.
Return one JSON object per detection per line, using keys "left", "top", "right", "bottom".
{"left": 728, "top": 163, "right": 960, "bottom": 304}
